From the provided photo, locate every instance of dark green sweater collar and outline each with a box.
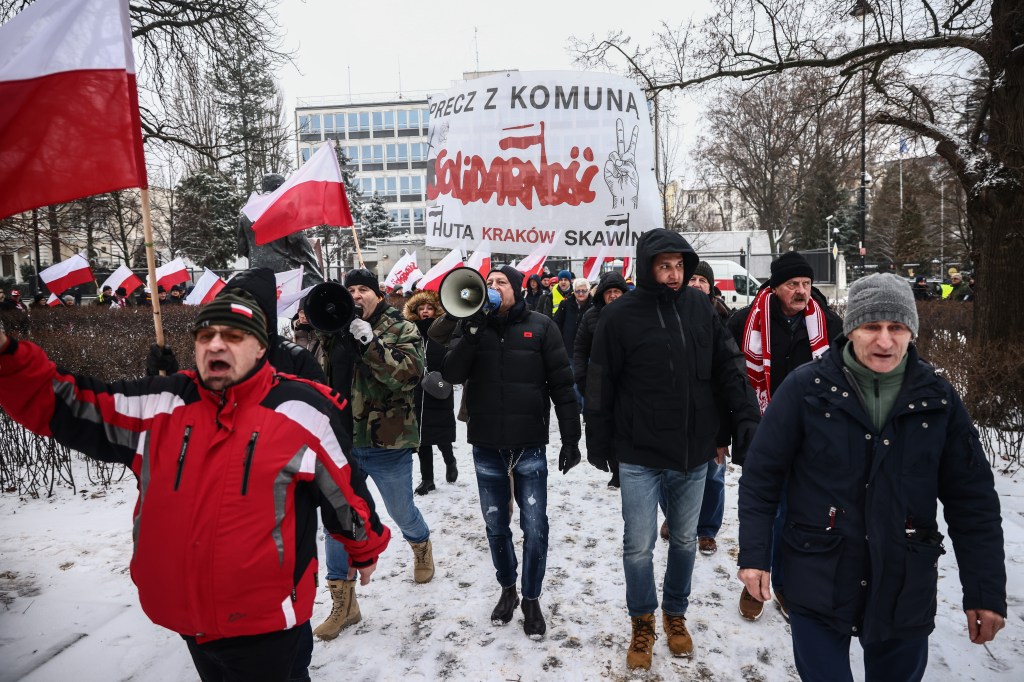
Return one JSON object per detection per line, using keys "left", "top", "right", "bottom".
{"left": 842, "top": 342, "right": 908, "bottom": 432}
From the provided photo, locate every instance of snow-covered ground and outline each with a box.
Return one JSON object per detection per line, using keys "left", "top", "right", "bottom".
{"left": 1, "top": 399, "right": 1021, "bottom": 681}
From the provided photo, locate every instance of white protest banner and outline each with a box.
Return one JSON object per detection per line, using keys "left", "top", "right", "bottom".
{"left": 384, "top": 252, "right": 423, "bottom": 292}
{"left": 425, "top": 70, "right": 661, "bottom": 258}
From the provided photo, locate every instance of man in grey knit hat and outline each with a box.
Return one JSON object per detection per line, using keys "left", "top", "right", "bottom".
{"left": 737, "top": 273, "right": 1005, "bottom": 682}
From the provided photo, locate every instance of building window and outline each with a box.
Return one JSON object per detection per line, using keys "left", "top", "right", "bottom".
{"left": 301, "top": 147, "right": 312, "bottom": 162}
{"left": 359, "top": 178, "right": 373, "bottom": 195}
{"left": 410, "top": 142, "right": 426, "bottom": 162}
{"left": 399, "top": 209, "right": 412, "bottom": 227}
{"left": 348, "top": 112, "right": 369, "bottom": 132}
{"left": 687, "top": 194, "right": 697, "bottom": 205}
{"left": 372, "top": 111, "right": 395, "bottom": 131}
{"left": 397, "top": 143, "right": 408, "bottom": 162}
{"left": 413, "top": 208, "right": 425, "bottom": 226}
{"left": 361, "top": 144, "right": 383, "bottom": 164}
{"left": 342, "top": 146, "right": 359, "bottom": 165}
{"left": 422, "top": 108, "right": 429, "bottom": 127}
{"left": 322, "top": 114, "right": 336, "bottom": 134}
{"left": 400, "top": 175, "right": 422, "bottom": 198}
{"left": 386, "top": 176, "right": 397, "bottom": 197}
{"left": 388, "top": 209, "right": 399, "bottom": 225}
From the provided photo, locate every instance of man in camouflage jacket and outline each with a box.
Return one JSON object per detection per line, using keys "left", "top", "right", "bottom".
{"left": 313, "top": 268, "right": 434, "bottom": 642}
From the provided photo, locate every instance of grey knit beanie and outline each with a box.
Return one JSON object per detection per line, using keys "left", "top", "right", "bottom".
{"left": 844, "top": 273, "right": 919, "bottom": 337}
{"left": 694, "top": 261, "right": 715, "bottom": 283}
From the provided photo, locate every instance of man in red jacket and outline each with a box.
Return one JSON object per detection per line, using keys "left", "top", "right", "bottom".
{"left": 0, "top": 289, "right": 390, "bottom": 682}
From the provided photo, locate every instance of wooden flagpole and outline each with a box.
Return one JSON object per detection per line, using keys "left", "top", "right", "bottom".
{"left": 351, "top": 225, "right": 365, "bottom": 268}
{"left": 140, "top": 188, "right": 165, "bottom": 347}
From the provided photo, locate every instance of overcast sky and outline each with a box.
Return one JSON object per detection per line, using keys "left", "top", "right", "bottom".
{"left": 274, "top": 0, "right": 712, "bottom": 180}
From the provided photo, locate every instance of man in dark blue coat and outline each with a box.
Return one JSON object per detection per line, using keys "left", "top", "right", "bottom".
{"left": 585, "top": 229, "right": 760, "bottom": 669}
{"left": 738, "top": 273, "right": 1006, "bottom": 682}
{"left": 442, "top": 265, "right": 581, "bottom": 640}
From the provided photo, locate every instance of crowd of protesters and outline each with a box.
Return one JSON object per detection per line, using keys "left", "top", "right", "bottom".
{"left": 0, "top": 240, "right": 1005, "bottom": 682}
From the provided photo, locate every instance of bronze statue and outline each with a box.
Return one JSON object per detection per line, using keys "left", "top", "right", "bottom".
{"left": 238, "top": 173, "right": 325, "bottom": 288}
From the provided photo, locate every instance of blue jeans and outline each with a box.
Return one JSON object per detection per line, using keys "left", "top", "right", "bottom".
{"left": 790, "top": 611, "right": 928, "bottom": 682}
{"left": 696, "top": 459, "right": 725, "bottom": 539}
{"left": 472, "top": 446, "right": 549, "bottom": 600}
{"left": 620, "top": 461, "right": 707, "bottom": 616}
{"left": 325, "top": 447, "right": 430, "bottom": 580}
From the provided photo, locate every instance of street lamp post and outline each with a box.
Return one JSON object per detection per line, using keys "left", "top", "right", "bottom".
{"left": 851, "top": 0, "right": 874, "bottom": 276}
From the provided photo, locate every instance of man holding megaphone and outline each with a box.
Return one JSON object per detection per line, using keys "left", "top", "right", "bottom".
{"left": 440, "top": 265, "right": 582, "bottom": 640}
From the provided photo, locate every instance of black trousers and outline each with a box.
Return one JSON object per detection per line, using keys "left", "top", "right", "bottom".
{"left": 417, "top": 442, "right": 454, "bottom": 481}
{"left": 183, "top": 621, "right": 311, "bottom": 682}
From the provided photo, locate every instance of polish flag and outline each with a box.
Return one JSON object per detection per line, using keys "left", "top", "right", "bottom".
{"left": 0, "top": 0, "right": 147, "bottom": 221}
{"left": 583, "top": 254, "right": 614, "bottom": 281}
{"left": 39, "top": 254, "right": 93, "bottom": 295}
{"left": 466, "top": 242, "right": 491, "bottom": 277}
{"left": 384, "top": 252, "right": 424, "bottom": 293}
{"left": 417, "top": 249, "right": 464, "bottom": 291}
{"left": 156, "top": 258, "right": 190, "bottom": 289}
{"left": 98, "top": 264, "right": 144, "bottom": 297}
{"left": 621, "top": 257, "right": 633, "bottom": 278}
{"left": 183, "top": 269, "right": 226, "bottom": 305}
{"left": 275, "top": 267, "right": 305, "bottom": 313}
{"left": 230, "top": 303, "right": 254, "bottom": 319}
{"left": 46, "top": 293, "right": 62, "bottom": 307}
{"left": 241, "top": 143, "right": 353, "bottom": 245}
{"left": 515, "top": 240, "right": 556, "bottom": 280}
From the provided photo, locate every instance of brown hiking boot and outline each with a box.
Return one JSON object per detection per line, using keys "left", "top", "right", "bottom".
{"left": 313, "top": 579, "right": 360, "bottom": 640}
{"left": 662, "top": 612, "right": 693, "bottom": 657}
{"left": 739, "top": 586, "right": 765, "bottom": 621}
{"left": 410, "top": 539, "right": 434, "bottom": 583}
{"left": 698, "top": 536, "right": 717, "bottom": 555}
{"left": 626, "top": 613, "right": 657, "bottom": 670}
{"left": 775, "top": 591, "right": 790, "bottom": 621}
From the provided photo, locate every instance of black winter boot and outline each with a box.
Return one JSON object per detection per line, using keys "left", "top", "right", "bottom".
{"left": 441, "top": 444, "right": 458, "bottom": 483}
{"left": 491, "top": 585, "right": 520, "bottom": 625}
{"left": 415, "top": 480, "right": 435, "bottom": 495}
{"left": 522, "top": 598, "right": 546, "bottom": 639}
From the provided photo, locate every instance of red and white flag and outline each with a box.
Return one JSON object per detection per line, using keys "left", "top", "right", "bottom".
{"left": 583, "top": 255, "right": 614, "bottom": 281}
{"left": 98, "top": 263, "right": 143, "bottom": 297}
{"left": 515, "top": 240, "right": 556, "bottom": 280}
{"left": 466, "top": 242, "right": 492, "bottom": 276}
{"left": 621, "top": 257, "right": 633, "bottom": 278}
{"left": 155, "top": 258, "right": 190, "bottom": 290}
{"left": 241, "top": 143, "right": 353, "bottom": 245}
{"left": 384, "top": 252, "right": 424, "bottom": 293}
{"left": 183, "top": 269, "right": 226, "bottom": 305}
{"left": 0, "top": 0, "right": 147, "bottom": 221}
{"left": 46, "top": 293, "right": 62, "bottom": 307}
{"left": 275, "top": 267, "right": 305, "bottom": 314}
{"left": 39, "top": 254, "right": 93, "bottom": 295}
{"left": 417, "top": 249, "right": 464, "bottom": 291}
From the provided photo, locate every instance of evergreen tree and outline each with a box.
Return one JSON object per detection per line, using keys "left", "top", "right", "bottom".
{"left": 362, "top": 193, "right": 391, "bottom": 242}
{"left": 870, "top": 160, "right": 938, "bottom": 269}
{"left": 175, "top": 170, "right": 241, "bottom": 269}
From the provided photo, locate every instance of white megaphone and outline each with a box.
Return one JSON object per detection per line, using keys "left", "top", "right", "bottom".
{"left": 438, "top": 268, "right": 501, "bottom": 318}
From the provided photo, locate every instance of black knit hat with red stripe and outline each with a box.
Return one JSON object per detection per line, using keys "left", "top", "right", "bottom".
{"left": 193, "top": 288, "right": 269, "bottom": 348}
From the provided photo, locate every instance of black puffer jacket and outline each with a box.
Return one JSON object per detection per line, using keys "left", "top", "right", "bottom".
{"left": 584, "top": 229, "right": 759, "bottom": 471}
{"left": 573, "top": 272, "right": 628, "bottom": 391}
{"left": 229, "top": 268, "right": 327, "bottom": 383}
{"left": 553, "top": 291, "right": 592, "bottom": 359}
{"left": 523, "top": 274, "right": 545, "bottom": 311}
{"left": 726, "top": 283, "right": 843, "bottom": 396}
{"left": 739, "top": 341, "right": 1006, "bottom": 642}
{"left": 441, "top": 300, "right": 580, "bottom": 449}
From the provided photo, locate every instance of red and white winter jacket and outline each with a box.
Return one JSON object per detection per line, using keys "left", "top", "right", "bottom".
{"left": 0, "top": 338, "right": 390, "bottom": 642}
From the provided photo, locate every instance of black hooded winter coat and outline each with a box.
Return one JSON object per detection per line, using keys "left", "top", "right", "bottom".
{"left": 584, "top": 230, "right": 759, "bottom": 472}
{"left": 228, "top": 268, "right": 327, "bottom": 383}
{"left": 572, "top": 272, "right": 628, "bottom": 392}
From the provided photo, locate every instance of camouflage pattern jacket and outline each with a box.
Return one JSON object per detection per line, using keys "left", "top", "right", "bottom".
{"left": 351, "top": 299, "right": 425, "bottom": 450}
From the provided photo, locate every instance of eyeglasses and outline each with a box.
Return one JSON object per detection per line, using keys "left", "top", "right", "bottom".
{"left": 194, "top": 328, "right": 251, "bottom": 345}
{"left": 574, "top": 289, "right": 589, "bottom": 294}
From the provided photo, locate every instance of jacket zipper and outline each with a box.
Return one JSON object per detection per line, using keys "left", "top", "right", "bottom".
{"left": 241, "top": 432, "right": 259, "bottom": 495}
{"left": 174, "top": 426, "right": 193, "bottom": 491}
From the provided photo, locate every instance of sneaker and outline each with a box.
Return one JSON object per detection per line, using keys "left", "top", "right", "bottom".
{"left": 775, "top": 591, "right": 790, "bottom": 621}
{"left": 626, "top": 613, "right": 657, "bottom": 670}
{"left": 662, "top": 612, "right": 693, "bottom": 657}
{"left": 660, "top": 520, "right": 670, "bottom": 541}
{"left": 739, "top": 586, "right": 765, "bottom": 621}
{"left": 491, "top": 585, "right": 520, "bottom": 625}
{"left": 698, "top": 536, "right": 717, "bottom": 555}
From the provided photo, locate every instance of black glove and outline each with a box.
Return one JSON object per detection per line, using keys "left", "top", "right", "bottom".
{"left": 558, "top": 443, "right": 582, "bottom": 474}
{"left": 459, "top": 312, "right": 487, "bottom": 342}
{"left": 587, "top": 450, "right": 609, "bottom": 472}
{"left": 146, "top": 343, "right": 179, "bottom": 376}
{"left": 731, "top": 419, "right": 758, "bottom": 467}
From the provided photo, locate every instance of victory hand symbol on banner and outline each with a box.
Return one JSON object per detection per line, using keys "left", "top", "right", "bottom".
{"left": 604, "top": 118, "right": 640, "bottom": 209}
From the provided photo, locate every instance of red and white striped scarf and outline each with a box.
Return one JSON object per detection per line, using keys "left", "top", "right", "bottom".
{"left": 741, "top": 286, "right": 830, "bottom": 414}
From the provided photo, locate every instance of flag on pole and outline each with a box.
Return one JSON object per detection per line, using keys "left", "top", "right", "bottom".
{"left": 515, "top": 240, "right": 555, "bottom": 279}
{"left": 583, "top": 255, "right": 614, "bottom": 281}
{"left": 46, "top": 293, "right": 62, "bottom": 307}
{"left": 241, "top": 143, "right": 353, "bottom": 245}
{"left": 155, "top": 258, "right": 190, "bottom": 289}
{"left": 466, "top": 242, "right": 492, "bottom": 276}
{"left": 0, "top": 0, "right": 147, "bottom": 221}
{"left": 417, "top": 249, "right": 464, "bottom": 291}
{"left": 275, "top": 268, "right": 305, "bottom": 313}
{"left": 384, "top": 252, "right": 424, "bottom": 293}
{"left": 98, "top": 263, "right": 144, "bottom": 297}
{"left": 39, "top": 254, "right": 93, "bottom": 295}
{"left": 183, "top": 269, "right": 226, "bottom": 305}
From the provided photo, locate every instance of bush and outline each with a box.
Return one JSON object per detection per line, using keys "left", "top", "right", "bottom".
{"left": 1, "top": 304, "right": 198, "bottom": 497}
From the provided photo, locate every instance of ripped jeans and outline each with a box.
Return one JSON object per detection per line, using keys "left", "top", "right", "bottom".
{"left": 472, "top": 445, "right": 549, "bottom": 600}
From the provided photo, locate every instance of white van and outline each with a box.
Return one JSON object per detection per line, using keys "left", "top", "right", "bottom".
{"left": 702, "top": 259, "right": 762, "bottom": 310}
